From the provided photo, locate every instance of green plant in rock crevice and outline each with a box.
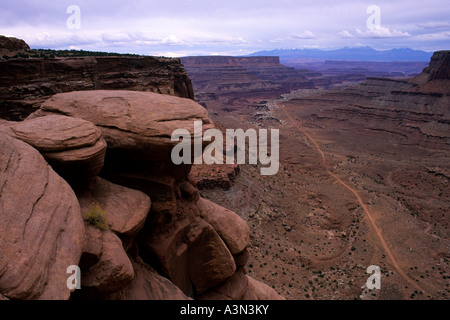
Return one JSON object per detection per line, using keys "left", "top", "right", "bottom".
{"left": 84, "top": 202, "right": 109, "bottom": 231}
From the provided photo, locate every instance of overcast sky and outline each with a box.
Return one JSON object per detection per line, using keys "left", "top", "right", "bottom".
{"left": 1, "top": 0, "right": 449, "bottom": 56}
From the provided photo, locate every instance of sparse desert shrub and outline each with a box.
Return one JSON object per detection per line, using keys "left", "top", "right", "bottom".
{"left": 84, "top": 202, "right": 109, "bottom": 231}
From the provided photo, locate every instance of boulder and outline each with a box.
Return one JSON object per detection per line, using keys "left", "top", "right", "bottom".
{"left": 233, "top": 249, "right": 250, "bottom": 269}
{"left": 33, "top": 90, "right": 214, "bottom": 161}
{"left": 105, "top": 256, "right": 191, "bottom": 300}
{"left": 139, "top": 216, "right": 237, "bottom": 296}
{"left": 80, "top": 230, "right": 134, "bottom": 294}
{"left": 76, "top": 177, "right": 151, "bottom": 239}
{"left": 242, "top": 276, "right": 285, "bottom": 300}
{"left": 0, "top": 133, "right": 85, "bottom": 300}
{"left": 187, "top": 218, "right": 236, "bottom": 294}
{"left": 137, "top": 201, "right": 198, "bottom": 296}
{"left": 80, "top": 225, "right": 104, "bottom": 269}
{"left": 198, "top": 268, "right": 248, "bottom": 300}
{"left": 198, "top": 197, "right": 250, "bottom": 255}
{"left": 31, "top": 90, "right": 215, "bottom": 215}
{"left": 0, "top": 115, "right": 106, "bottom": 185}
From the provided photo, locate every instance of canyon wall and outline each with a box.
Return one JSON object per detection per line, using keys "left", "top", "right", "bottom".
{"left": 0, "top": 55, "right": 194, "bottom": 121}
{"left": 287, "top": 50, "right": 450, "bottom": 152}
{"left": 181, "top": 55, "right": 316, "bottom": 110}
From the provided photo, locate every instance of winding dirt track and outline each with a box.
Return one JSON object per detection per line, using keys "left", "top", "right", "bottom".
{"left": 280, "top": 106, "right": 426, "bottom": 294}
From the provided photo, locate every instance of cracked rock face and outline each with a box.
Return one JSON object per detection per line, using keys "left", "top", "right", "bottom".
{"left": 0, "top": 133, "right": 85, "bottom": 300}
{"left": 198, "top": 197, "right": 250, "bottom": 255}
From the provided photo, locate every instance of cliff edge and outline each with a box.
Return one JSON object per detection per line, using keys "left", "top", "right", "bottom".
{"left": 0, "top": 36, "right": 194, "bottom": 121}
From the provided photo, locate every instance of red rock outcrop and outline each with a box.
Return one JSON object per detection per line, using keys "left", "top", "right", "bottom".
{"left": 76, "top": 177, "right": 151, "bottom": 240}
{"left": 0, "top": 38, "right": 282, "bottom": 300}
{"left": 0, "top": 35, "right": 29, "bottom": 57}
{"left": 0, "top": 134, "right": 85, "bottom": 300}
{"left": 0, "top": 55, "right": 194, "bottom": 121}
{"left": 0, "top": 88, "right": 281, "bottom": 300}
{"left": 31, "top": 90, "right": 213, "bottom": 161}
{"left": 423, "top": 50, "right": 450, "bottom": 81}
{"left": 79, "top": 227, "right": 134, "bottom": 295}
{"left": 0, "top": 115, "right": 106, "bottom": 185}
{"left": 105, "top": 256, "right": 190, "bottom": 300}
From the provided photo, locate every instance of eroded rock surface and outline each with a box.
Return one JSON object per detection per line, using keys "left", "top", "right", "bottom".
{"left": 80, "top": 228, "right": 134, "bottom": 294}
{"left": 0, "top": 54, "right": 194, "bottom": 121}
{"left": 0, "top": 84, "right": 282, "bottom": 301}
{"left": 32, "top": 90, "right": 213, "bottom": 161}
{"left": 0, "top": 115, "right": 106, "bottom": 185}
{"left": 76, "top": 177, "right": 151, "bottom": 239}
{"left": 0, "top": 134, "right": 84, "bottom": 300}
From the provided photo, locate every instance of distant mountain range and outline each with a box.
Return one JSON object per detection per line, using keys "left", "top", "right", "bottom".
{"left": 248, "top": 47, "right": 433, "bottom": 62}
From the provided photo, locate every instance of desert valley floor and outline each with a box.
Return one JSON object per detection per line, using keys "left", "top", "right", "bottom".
{"left": 197, "top": 84, "right": 449, "bottom": 300}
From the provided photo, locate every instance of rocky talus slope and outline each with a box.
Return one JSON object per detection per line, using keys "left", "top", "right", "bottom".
{"left": 0, "top": 89, "right": 283, "bottom": 300}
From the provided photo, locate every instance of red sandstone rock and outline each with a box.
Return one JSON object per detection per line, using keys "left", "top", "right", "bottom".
{"left": 198, "top": 268, "right": 248, "bottom": 300}
{"left": 0, "top": 134, "right": 85, "bottom": 300}
{"left": 105, "top": 256, "right": 190, "bottom": 300}
{"left": 80, "top": 230, "right": 134, "bottom": 294}
{"left": 81, "top": 225, "right": 104, "bottom": 268}
{"left": 76, "top": 177, "right": 151, "bottom": 239}
{"left": 32, "top": 90, "right": 213, "bottom": 161}
{"left": 0, "top": 55, "right": 194, "bottom": 121}
{"left": 0, "top": 115, "right": 106, "bottom": 185}
{"left": 0, "top": 35, "right": 29, "bottom": 57}
{"left": 197, "top": 197, "right": 250, "bottom": 255}
{"left": 187, "top": 218, "right": 237, "bottom": 294}
{"left": 242, "top": 276, "right": 285, "bottom": 300}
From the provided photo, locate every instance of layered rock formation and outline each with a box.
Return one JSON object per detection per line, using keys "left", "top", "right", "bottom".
{"left": 284, "top": 60, "right": 428, "bottom": 86}
{"left": 0, "top": 89, "right": 282, "bottom": 300}
{"left": 0, "top": 115, "right": 107, "bottom": 185}
{"left": 0, "top": 53, "right": 194, "bottom": 121}
{"left": 181, "top": 56, "right": 318, "bottom": 189}
{"left": 287, "top": 50, "right": 450, "bottom": 152}
{"left": 181, "top": 55, "right": 315, "bottom": 110}
{"left": 423, "top": 50, "right": 450, "bottom": 81}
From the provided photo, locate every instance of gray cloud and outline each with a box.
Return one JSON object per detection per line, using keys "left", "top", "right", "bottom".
{"left": 0, "top": 0, "right": 448, "bottom": 55}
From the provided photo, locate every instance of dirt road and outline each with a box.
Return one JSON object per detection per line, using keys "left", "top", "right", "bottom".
{"left": 280, "top": 106, "right": 426, "bottom": 294}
